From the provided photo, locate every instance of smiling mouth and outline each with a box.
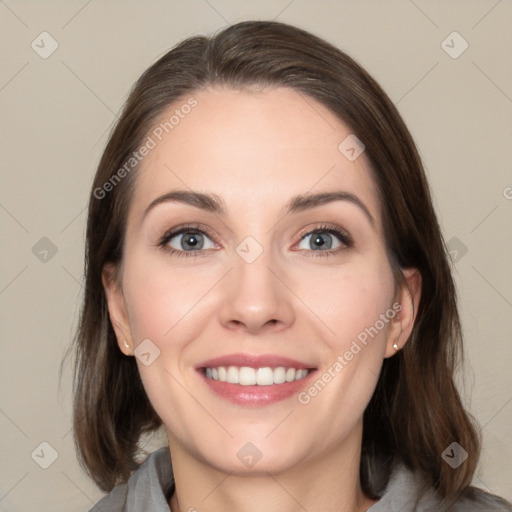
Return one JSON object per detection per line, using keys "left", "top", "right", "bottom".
{"left": 201, "top": 366, "right": 313, "bottom": 386}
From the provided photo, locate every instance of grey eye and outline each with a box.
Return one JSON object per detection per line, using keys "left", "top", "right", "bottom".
{"left": 167, "top": 232, "right": 215, "bottom": 251}
{"left": 298, "top": 232, "right": 342, "bottom": 251}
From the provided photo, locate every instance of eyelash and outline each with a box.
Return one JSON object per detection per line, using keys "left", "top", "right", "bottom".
{"left": 157, "top": 223, "right": 353, "bottom": 259}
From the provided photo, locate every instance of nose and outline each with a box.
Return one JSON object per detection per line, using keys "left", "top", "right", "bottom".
{"left": 218, "top": 249, "right": 296, "bottom": 335}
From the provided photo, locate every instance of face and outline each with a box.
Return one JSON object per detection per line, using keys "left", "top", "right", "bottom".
{"left": 104, "top": 86, "right": 417, "bottom": 475}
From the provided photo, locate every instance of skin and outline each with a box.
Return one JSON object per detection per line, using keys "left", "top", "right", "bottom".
{"left": 103, "top": 86, "right": 421, "bottom": 512}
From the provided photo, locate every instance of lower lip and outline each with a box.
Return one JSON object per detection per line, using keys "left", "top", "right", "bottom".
{"left": 198, "top": 369, "right": 317, "bottom": 407}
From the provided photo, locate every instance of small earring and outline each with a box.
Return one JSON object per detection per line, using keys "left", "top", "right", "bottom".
{"left": 393, "top": 324, "right": 403, "bottom": 351}
{"left": 124, "top": 340, "right": 131, "bottom": 350}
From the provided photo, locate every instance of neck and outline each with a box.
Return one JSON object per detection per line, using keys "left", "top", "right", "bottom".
{"left": 168, "top": 422, "right": 377, "bottom": 512}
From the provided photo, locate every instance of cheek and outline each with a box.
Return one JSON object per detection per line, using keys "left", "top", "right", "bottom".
{"left": 120, "top": 253, "right": 220, "bottom": 433}
{"left": 292, "top": 257, "right": 395, "bottom": 431}
{"left": 292, "top": 253, "right": 396, "bottom": 353}
{"left": 122, "top": 252, "right": 218, "bottom": 345}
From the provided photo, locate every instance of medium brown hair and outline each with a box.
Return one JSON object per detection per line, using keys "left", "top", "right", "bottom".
{"left": 69, "top": 20, "right": 505, "bottom": 507}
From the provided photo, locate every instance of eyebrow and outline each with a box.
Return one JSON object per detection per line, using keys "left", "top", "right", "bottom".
{"left": 143, "top": 189, "right": 375, "bottom": 226}
{"left": 285, "top": 191, "right": 374, "bottom": 226}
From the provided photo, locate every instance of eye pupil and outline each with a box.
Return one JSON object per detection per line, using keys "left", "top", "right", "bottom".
{"left": 311, "top": 232, "right": 332, "bottom": 250}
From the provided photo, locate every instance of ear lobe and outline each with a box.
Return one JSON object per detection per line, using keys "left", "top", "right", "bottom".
{"left": 384, "top": 267, "right": 422, "bottom": 358}
{"left": 102, "top": 263, "right": 134, "bottom": 356}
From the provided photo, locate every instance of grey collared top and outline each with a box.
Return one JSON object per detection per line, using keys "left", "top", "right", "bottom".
{"left": 89, "top": 448, "right": 511, "bottom": 512}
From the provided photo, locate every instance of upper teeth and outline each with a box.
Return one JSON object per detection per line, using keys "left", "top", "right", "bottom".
{"left": 205, "top": 366, "right": 309, "bottom": 386}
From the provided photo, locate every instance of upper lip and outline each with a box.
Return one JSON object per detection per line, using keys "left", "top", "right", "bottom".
{"left": 196, "top": 353, "right": 316, "bottom": 370}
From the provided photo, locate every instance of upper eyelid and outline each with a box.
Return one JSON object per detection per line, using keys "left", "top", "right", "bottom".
{"left": 296, "top": 223, "right": 350, "bottom": 238}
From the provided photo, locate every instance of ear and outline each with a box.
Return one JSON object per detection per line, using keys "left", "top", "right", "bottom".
{"left": 102, "top": 263, "right": 134, "bottom": 356}
{"left": 384, "top": 267, "right": 422, "bottom": 358}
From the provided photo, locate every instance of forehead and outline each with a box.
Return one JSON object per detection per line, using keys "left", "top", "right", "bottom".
{"left": 129, "top": 86, "right": 380, "bottom": 225}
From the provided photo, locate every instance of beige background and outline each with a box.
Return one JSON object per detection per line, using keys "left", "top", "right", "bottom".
{"left": 1, "top": 0, "right": 511, "bottom": 510}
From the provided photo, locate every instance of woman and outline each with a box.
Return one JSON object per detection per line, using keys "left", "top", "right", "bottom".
{"left": 72, "top": 20, "right": 511, "bottom": 511}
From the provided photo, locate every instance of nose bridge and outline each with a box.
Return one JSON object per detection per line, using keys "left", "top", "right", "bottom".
{"left": 218, "top": 236, "right": 295, "bottom": 332}
{"left": 235, "top": 244, "right": 275, "bottom": 295}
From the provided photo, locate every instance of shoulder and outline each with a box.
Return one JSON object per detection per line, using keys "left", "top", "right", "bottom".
{"left": 368, "top": 463, "right": 512, "bottom": 512}
{"left": 88, "top": 447, "right": 174, "bottom": 512}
